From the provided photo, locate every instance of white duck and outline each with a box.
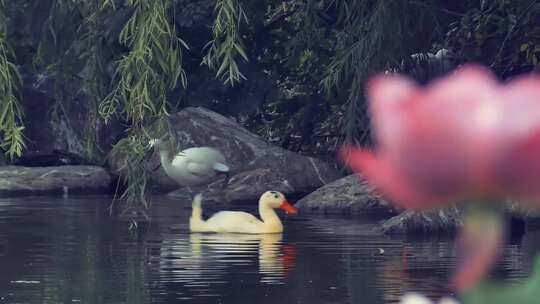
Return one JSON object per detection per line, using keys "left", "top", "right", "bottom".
{"left": 190, "top": 191, "right": 298, "bottom": 233}
{"left": 148, "top": 138, "right": 230, "bottom": 189}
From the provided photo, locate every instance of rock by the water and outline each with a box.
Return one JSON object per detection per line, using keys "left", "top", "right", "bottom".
{"left": 215, "top": 168, "right": 295, "bottom": 203}
{"left": 20, "top": 80, "right": 125, "bottom": 162}
{"left": 379, "top": 200, "right": 534, "bottom": 236}
{"left": 136, "top": 107, "right": 342, "bottom": 201}
{"left": 295, "top": 174, "right": 394, "bottom": 214}
{"left": 169, "top": 167, "right": 305, "bottom": 204}
{"left": 14, "top": 150, "right": 85, "bottom": 167}
{"left": 0, "top": 166, "right": 112, "bottom": 197}
{"left": 381, "top": 207, "right": 463, "bottom": 235}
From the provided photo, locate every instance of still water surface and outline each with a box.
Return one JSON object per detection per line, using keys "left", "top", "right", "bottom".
{"left": 0, "top": 195, "right": 539, "bottom": 304}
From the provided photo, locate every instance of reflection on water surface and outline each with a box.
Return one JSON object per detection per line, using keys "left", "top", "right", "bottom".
{"left": 0, "top": 195, "right": 538, "bottom": 303}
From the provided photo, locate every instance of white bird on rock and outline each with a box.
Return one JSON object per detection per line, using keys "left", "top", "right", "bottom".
{"left": 148, "top": 138, "right": 230, "bottom": 191}
{"left": 189, "top": 191, "right": 298, "bottom": 234}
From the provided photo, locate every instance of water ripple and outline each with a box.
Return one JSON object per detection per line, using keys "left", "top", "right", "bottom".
{"left": 0, "top": 196, "right": 537, "bottom": 304}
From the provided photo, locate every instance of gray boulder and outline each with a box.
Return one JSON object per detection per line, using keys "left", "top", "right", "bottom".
{"left": 296, "top": 174, "right": 394, "bottom": 214}
{"left": 379, "top": 200, "right": 535, "bottom": 235}
{"left": 170, "top": 167, "right": 327, "bottom": 204}
{"left": 212, "top": 168, "right": 295, "bottom": 203}
{"left": 145, "top": 107, "right": 342, "bottom": 202}
{"left": 0, "top": 165, "right": 112, "bottom": 197}
{"left": 381, "top": 207, "right": 463, "bottom": 235}
{"left": 168, "top": 168, "right": 294, "bottom": 204}
{"left": 19, "top": 74, "right": 125, "bottom": 163}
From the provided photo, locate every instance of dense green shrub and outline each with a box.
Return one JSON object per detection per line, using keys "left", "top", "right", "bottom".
{"left": 0, "top": 0, "right": 538, "bottom": 208}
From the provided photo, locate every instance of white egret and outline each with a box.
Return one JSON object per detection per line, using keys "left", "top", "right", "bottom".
{"left": 148, "top": 138, "right": 230, "bottom": 194}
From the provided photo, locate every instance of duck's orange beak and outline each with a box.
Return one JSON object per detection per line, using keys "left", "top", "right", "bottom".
{"left": 280, "top": 200, "right": 298, "bottom": 214}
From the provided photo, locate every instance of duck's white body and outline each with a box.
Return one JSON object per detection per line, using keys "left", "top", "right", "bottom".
{"left": 149, "top": 139, "right": 229, "bottom": 187}
{"left": 190, "top": 191, "right": 298, "bottom": 234}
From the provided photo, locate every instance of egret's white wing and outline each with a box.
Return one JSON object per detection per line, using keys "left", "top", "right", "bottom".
{"left": 185, "top": 161, "right": 213, "bottom": 177}
{"left": 183, "top": 147, "right": 225, "bottom": 162}
{"left": 172, "top": 147, "right": 228, "bottom": 174}
{"left": 171, "top": 152, "right": 187, "bottom": 168}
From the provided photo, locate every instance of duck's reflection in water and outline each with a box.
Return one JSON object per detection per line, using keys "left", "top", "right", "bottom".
{"left": 156, "top": 232, "right": 296, "bottom": 287}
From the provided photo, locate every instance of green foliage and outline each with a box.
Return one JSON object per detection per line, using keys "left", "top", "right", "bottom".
{"left": 0, "top": 0, "right": 25, "bottom": 159}
{"left": 202, "top": 0, "right": 249, "bottom": 86}
{"left": 109, "top": 131, "right": 151, "bottom": 209}
{"left": 3, "top": 0, "right": 539, "bottom": 209}
{"left": 108, "top": 117, "right": 174, "bottom": 213}
{"left": 446, "top": 0, "right": 540, "bottom": 77}
{"left": 320, "top": 0, "right": 444, "bottom": 144}
{"left": 99, "top": 0, "right": 188, "bottom": 210}
{"left": 257, "top": 0, "right": 446, "bottom": 146}
{"left": 173, "top": 0, "right": 215, "bottom": 28}
{"left": 78, "top": 0, "right": 110, "bottom": 162}
{"left": 266, "top": 1, "right": 334, "bottom": 92}
{"left": 99, "top": 0, "right": 188, "bottom": 125}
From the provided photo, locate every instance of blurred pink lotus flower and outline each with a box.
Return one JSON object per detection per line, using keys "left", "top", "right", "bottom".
{"left": 341, "top": 65, "right": 540, "bottom": 292}
{"left": 341, "top": 65, "right": 540, "bottom": 209}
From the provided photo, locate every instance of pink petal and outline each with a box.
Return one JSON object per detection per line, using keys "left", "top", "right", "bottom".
{"left": 390, "top": 121, "right": 472, "bottom": 199}
{"left": 424, "top": 65, "right": 502, "bottom": 148}
{"left": 355, "top": 65, "right": 540, "bottom": 210}
{"left": 496, "top": 129, "right": 540, "bottom": 205}
{"left": 494, "top": 75, "right": 540, "bottom": 204}
{"left": 340, "top": 146, "right": 442, "bottom": 209}
{"left": 499, "top": 75, "right": 540, "bottom": 139}
{"left": 400, "top": 66, "right": 503, "bottom": 193}
{"left": 428, "top": 65, "right": 497, "bottom": 98}
{"left": 367, "top": 74, "right": 420, "bottom": 151}
{"left": 424, "top": 66, "right": 503, "bottom": 147}
{"left": 368, "top": 70, "right": 486, "bottom": 201}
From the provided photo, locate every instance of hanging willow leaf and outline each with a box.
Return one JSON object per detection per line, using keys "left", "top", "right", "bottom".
{"left": 202, "top": 0, "right": 249, "bottom": 87}
{"left": 0, "top": 1, "right": 25, "bottom": 159}
{"left": 316, "top": 0, "right": 445, "bottom": 145}
{"left": 102, "top": 0, "right": 187, "bottom": 126}
{"left": 98, "top": 0, "right": 188, "bottom": 209}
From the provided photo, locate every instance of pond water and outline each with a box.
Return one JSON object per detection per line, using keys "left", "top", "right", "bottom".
{"left": 0, "top": 195, "right": 539, "bottom": 304}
